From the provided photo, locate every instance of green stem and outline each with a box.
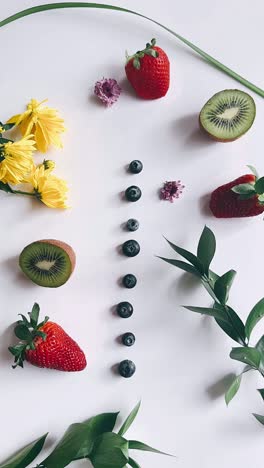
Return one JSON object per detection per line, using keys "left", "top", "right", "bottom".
{"left": 0, "top": 3, "right": 263, "bottom": 98}
{"left": 12, "top": 189, "right": 36, "bottom": 197}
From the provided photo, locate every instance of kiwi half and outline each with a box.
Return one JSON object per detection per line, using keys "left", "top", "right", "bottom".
{"left": 19, "top": 239, "right": 76, "bottom": 288}
{"left": 199, "top": 89, "right": 256, "bottom": 142}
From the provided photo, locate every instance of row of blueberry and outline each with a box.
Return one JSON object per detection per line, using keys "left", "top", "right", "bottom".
{"left": 117, "top": 160, "right": 143, "bottom": 378}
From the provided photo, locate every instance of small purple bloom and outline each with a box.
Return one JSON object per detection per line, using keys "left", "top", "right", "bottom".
{"left": 94, "top": 78, "right": 121, "bottom": 107}
{"left": 160, "top": 180, "right": 185, "bottom": 203}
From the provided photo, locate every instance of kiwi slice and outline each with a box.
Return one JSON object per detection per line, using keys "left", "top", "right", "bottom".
{"left": 199, "top": 89, "right": 256, "bottom": 142}
{"left": 19, "top": 239, "right": 76, "bottom": 288}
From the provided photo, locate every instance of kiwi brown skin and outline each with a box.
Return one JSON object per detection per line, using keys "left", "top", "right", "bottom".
{"left": 39, "top": 239, "right": 76, "bottom": 273}
{"left": 199, "top": 114, "right": 243, "bottom": 142}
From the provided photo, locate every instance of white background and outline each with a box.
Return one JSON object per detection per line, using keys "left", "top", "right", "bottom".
{"left": 0, "top": 1, "right": 264, "bottom": 467}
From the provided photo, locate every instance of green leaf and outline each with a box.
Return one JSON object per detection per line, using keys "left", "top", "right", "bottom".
{"left": 128, "top": 457, "right": 141, "bottom": 468}
{"left": 0, "top": 4, "right": 263, "bottom": 97}
{"left": 0, "top": 181, "right": 14, "bottom": 193}
{"left": 14, "top": 325, "right": 32, "bottom": 342}
{"left": 256, "top": 335, "right": 264, "bottom": 372}
{"left": 255, "top": 177, "right": 264, "bottom": 194}
{"left": 215, "top": 304, "right": 246, "bottom": 345}
{"left": 183, "top": 306, "right": 230, "bottom": 323}
{"left": 118, "top": 402, "right": 140, "bottom": 437}
{"left": 41, "top": 423, "right": 93, "bottom": 468}
{"left": 225, "top": 374, "right": 242, "bottom": 406}
{"left": 197, "top": 226, "right": 216, "bottom": 275}
{"left": 257, "top": 389, "right": 264, "bottom": 401}
{"left": 253, "top": 414, "right": 264, "bottom": 425}
{"left": 74, "top": 412, "right": 119, "bottom": 460}
{"left": 230, "top": 347, "right": 261, "bottom": 369}
{"left": 214, "top": 270, "right": 236, "bottom": 305}
{"left": 247, "top": 165, "right": 259, "bottom": 179}
{"left": 90, "top": 433, "right": 129, "bottom": 468}
{"left": 164, "top": 238, "right": 204, "bottom": 273}
{"left": 231, "top": 184, "right": 255, "bottom": 195}
{"left": 158, "top": 257, "right": 201, "bottom": 277}
{"left": 245, "top": 298, "right": 264, "bottom": 340}
{"left": 133, "top": 58, "right": 140, "bottom": 70}
{"left": 0, "top": 433, "right": 47, "bottom": 468}
{"left": 29, "top": 303, "right": 40, "bottom": 328}
{"left": 128, "top": 440, "right": 171, "bottom": 456}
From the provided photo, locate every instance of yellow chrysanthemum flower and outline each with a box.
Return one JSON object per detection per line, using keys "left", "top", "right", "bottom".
{"left": 0, "top": 135, "right": 35, "bottom": 185}
{"left": 8, "top": 99, "right": 65, "bottom": 153}
{"left": 29, "top": 165, "right": 68, "bottom": 209}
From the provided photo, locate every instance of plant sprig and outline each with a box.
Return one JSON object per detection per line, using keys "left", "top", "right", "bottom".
{"left": 0, "top": 402, "right": 172, "bottom": 468}
{"left": 0, "top": 3, "right": 263, "bottom": 97}
{"left": 159, "top": 226, "right": 264, "bottom": 422}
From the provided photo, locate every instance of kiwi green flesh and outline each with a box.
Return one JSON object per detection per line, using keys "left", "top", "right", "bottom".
{"left": 19, "top": 241, "right": 72, "bottom": 288}
{"left": 200, "top": 89, "right": 256, "bottom": 141}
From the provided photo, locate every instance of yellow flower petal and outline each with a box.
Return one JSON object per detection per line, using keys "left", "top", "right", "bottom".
{"left": 0, "top": 135, "right": 35, "bottom": 185}
{"left": 29, "top": 164, "right": 68, "bottom": 209}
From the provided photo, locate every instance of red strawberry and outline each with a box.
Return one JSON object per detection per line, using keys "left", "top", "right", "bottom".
{"left": 9, "top": 303, "right": 87, "bottom": 372}
{"left": 210, "top": 167, "right": 264, "bottom": 218}
{"left": 125, "top": 38, "right": 170, "bottom": 99}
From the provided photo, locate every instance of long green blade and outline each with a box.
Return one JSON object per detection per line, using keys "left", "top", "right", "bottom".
{"left": 0, "top": 3, "right": 263, "bottom": 98}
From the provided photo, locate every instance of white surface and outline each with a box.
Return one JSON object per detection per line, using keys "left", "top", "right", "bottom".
{"left": 0, "top": 1, "right": 264, "bottom": 467}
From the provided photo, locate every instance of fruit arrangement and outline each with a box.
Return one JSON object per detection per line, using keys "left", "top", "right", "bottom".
{"left": 0, "top": 2, "right": 264, "bottom": 466}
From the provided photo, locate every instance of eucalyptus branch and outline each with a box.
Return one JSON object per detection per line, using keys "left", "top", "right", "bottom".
{"left": 159, "top": 226, "right": 264, "bottom": 421}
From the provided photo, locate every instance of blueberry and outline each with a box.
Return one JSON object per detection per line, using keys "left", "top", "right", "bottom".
{"left": 126, "top": 218, "right": 139, "bottom": 232}
{"left": 125, "top": 186, "right": 142, "bottom": 202}
{"left": 118, "top": 359, "right": 136, "bottom": 378}
{"left": 129, "top": 160, "right": 143, "bottom": 174}
{"left": 116, "top": 301, "right": 133, "bottom": 318}
{"left": 122, "top": 274, "right": 137, "bottom": 289}
{"left": 122, "top": 240, "right": 140, "bottom": 257}
{"left": 122, "top": 332, "right": 136, "bottom": 347}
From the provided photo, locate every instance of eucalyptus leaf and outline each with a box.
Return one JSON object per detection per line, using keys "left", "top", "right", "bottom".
{"left": 230, "top": 347, "right": 261, "bottom": 369}
{"left": 197, "top": 226, "right": 216, "bottom": 275}
{"left": 256, "top": 335, "right": 264, "bottom": 371}
{"left": 254, "top": 177, "right": 264, "bottom": 194}
{"left": 41, "top": 423, "right": 93, "bottom": 468}
{"left": 183, "top": 305, "right": 230, "bottom": 323}
{"left": 90, "top": 432, "right": 129, "bottom": 468}
{"left": 245, "top": 298, "right": 264, "bottom": 340}
{"left": 128, "top": 457, "right": 141, "bottom": 468}
{"left": 215, "top": 304, "right": 246, "bottom": 345}
{"left": 164, "top": 238, "right": 204, "bottom": 273}
{"left": 214, "top": 270, "right": 236, "bottom": 305}
{"left": 118, "top": 402, "right": 141, "bottom": 437}
{"left": 158, "top": 257, "right": 201, "bottom": 277}
{"left": 253, "top": 414, "right": 264, "bottom": 425}
{"left": 225, "top": 374, "right": 242, "bottom": 406}
{"left": 257, "top": 389, "right": 264, "bottom": 401}
{"left": 0, "top": 433, "right": 47, "bottom": 468}
{"left": 74, "top": 412, "right": 119, "bottom": 460}
{"left": 231, "top": 184, "right": 255, "bottom": 195}
{"left": 129, "top": 440, "right": 171, "bottom": 456}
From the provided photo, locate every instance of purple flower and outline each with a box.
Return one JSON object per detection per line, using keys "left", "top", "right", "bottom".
{"left": 94, "top": 78, "right": 121, "bottom": 107}
{"left": 160, "top": 180, "right": 185, "bottom": 203}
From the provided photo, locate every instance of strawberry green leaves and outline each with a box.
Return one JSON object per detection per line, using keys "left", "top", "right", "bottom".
{"left": 0, "top": 433, "right": 48, "bottom": 468}
{"left": 245, "top": 298, "right": 264, "bottom": 340}
{"left": 197, "top": 226, "right": 216, "bottom": 275}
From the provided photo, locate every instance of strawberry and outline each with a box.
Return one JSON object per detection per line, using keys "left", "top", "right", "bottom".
{"left": 9, "top": 303, "right": 87, "bottom": 372}
{"left": 125, "top": 38, "right": 170, "bottom": 99}
{"left": 210, "top": 167, "right": 264, "bottom": 218}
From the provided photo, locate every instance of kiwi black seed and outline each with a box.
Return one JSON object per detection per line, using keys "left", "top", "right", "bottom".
{"left": 199, "top": 89, "right": 256, "bottom": 142}
{"left": 19, "top": 239, "right": 76, "bottom": 288}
